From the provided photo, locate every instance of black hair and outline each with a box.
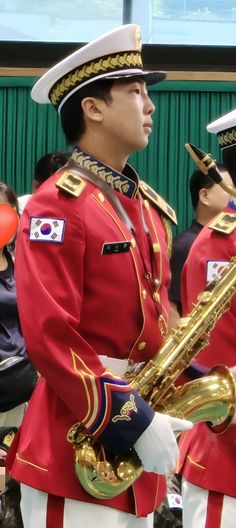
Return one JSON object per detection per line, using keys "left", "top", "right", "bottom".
{"left": 189, "top": 164, "right": 226, "bottom": 209}
{"left": 34, "top": 151, "right": 71, "bottom": 185}
{"left": 222, "top": 148, "right": 236, "bottom": 187}
{"left": 0, "top": 182, "right": 19, "bottom": 216}
{"left": 60, "top": 78, "right": 114, "bottom": 145}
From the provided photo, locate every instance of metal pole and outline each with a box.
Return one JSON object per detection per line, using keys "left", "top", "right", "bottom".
{"left": 123, "top": 0, "right": 133, "bottom": 24}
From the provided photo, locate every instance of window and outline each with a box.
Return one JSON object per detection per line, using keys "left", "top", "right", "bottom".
{"left": 0, "top": 0, "right": 123, "bottom": 42}
{"left": 152, "top": 0, "right": 236, "bottom": 45}
{"left": 0, "top": 0, "right": 235, "bottom": 46}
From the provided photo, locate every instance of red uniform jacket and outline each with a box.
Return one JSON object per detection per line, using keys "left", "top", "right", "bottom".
{"left": 177, "top": 207, "right": 236, "bottom": 497}
{"left": 8, "top": 151, "right": 175, "bottom": 516}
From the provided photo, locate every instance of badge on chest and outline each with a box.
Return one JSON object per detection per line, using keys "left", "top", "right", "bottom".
{"left": 102, "top": 241, "right": 131, "bottom": 255}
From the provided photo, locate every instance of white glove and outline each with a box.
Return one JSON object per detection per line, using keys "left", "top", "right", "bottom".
{"left": 229, "top": 366, "right": 236, "bottom": 378}
{"left": 134, "top": 412, "right": 193, "bottom": 475}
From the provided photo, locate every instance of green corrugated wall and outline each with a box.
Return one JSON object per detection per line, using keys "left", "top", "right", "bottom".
{"left": 1, "top": 77, "right": 236, "bottom": 232}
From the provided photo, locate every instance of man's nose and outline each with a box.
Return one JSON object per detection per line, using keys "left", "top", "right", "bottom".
{"left": 145, "top": 94, "right": 155, "bottom": 115}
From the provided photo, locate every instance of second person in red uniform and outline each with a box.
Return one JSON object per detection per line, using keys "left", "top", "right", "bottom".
{"left": 178, "top": 109, "right": 236, "bottom": 528}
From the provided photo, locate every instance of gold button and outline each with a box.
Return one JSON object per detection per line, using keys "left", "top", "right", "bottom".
{"left": 98, "top": 192, "right": 105, "bottom": 202}
{"left": 143, "top": 200, "right": 149, "bottom": 209}
{"left": 153, "top": 242, "right": 160, "bottom": 253}
{"left": 130, "top": 238, "right": 136, "bottom": 248}
{"left": 138, "top": 342, "right": 146, "bottom": 351}
{"left": 142, "top": 289, "right": 147, "bottom": 299}
{"left": 153, "top": 292, "right": 160, "bottom": 302}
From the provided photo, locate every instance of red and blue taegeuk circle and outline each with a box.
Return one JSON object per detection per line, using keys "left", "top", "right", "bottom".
{"left": 40, "top": 222, "right": 52, "bottom": 235}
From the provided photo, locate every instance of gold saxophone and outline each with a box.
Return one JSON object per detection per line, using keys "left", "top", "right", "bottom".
{"left": 67, "top": 257, "right": 236, "bottom": 499}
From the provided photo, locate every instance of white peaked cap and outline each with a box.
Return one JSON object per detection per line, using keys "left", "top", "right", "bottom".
{"left": 207, "top": 109, "right": 236, "bottom": 150}
{"left": 31, "top": 24, "right": 166, "bottom": 114}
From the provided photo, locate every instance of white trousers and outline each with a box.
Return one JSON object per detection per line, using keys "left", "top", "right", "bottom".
{"left": 182, "top": 478, "right": 236, "bottom": 528}
{"left": 21, "top": 484, "right": 154, "bottom": 528}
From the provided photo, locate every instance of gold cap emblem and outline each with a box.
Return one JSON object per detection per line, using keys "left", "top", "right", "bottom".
{"left": 134, "top": 26, "right": 142, "bottom": 51}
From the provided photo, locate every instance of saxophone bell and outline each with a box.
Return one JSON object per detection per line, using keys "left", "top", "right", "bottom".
{"left": 153, "top": 364, "right": 236, "bottom": 433}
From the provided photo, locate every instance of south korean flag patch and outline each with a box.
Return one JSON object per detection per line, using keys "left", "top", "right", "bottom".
{"left": 29, "top": 217, "right": 65, "bottom": 243}
{"left": 206, "top": 260, "right": 229, "bottom": 283}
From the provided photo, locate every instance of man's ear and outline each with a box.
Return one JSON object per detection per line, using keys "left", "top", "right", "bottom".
{"left": 32, "top": 180, "right": 40, "bottom": 193}
{"left": 81, "top": 97, "right": 103, "bottom": 123}
{"left": 199, "top": 187, "right": 209, "bottom": 206}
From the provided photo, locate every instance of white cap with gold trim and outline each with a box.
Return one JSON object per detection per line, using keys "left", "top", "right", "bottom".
{"left": 207, "top": 109, "right": 236, "bottom": 150}
{"left": 31, "top": 24, "right": 166, "bottom": 114}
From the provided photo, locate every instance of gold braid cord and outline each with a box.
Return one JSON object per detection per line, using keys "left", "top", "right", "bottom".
{"left": 218, "top": 128, "right": 236, "bottom": 148}
{"left": 161, "top": 215, "right": 173, "bottom": 258}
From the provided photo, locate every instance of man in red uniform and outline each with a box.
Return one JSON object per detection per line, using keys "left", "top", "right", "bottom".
{"left": 7, "top": 24, "right": 192, "bottom": 528}
{"left": 178, "top": 109, "right": 236, "bottom": 528}
{"left": 168, "top": 164, "right": 232, "bottom": 328}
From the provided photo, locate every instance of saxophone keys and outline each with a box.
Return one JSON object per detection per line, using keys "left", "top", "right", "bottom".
{"left": 176, "top": 317, "right": 192, "bottom": 329}
{"left": 116, "top": 460, "right": 139, "bottom": 481}
{"left": 97, "top": 461, "right": 119, "bottom": 483}
{"left": 197, "top": 291, "right": 212, "bottom": 303}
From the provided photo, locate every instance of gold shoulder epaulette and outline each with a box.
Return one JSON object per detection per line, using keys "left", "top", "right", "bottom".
{"left": 139, "top": 180, "right": 177, "bottom": 225}
{"left": 56, "top": 170, "right": 86, "bottom": 197}
{"left": 208, "top": 211, "right": 236, "bottom": 235}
